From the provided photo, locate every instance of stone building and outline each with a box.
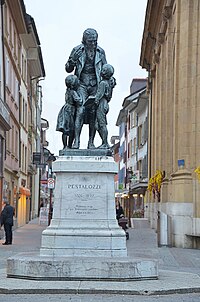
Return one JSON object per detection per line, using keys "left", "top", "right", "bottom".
{"left": 0, "top": 1, "right": 11, "bottom": 211}
{"left": 140, "top": 0, "right": 200, "bottom": 248}
{"left": 1, "top": 0, "right": 45, "bottom": 227}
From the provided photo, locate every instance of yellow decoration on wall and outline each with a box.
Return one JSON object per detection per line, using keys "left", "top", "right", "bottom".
{"left": 147, "top": 170, "right": 164, "bottom": 201}
{"left": 194, "top": 166, "right": 200, "bottom": 182}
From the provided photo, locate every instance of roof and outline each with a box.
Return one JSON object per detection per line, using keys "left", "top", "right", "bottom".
{"left": 116, "top": 108, "right": 127, "bottom": 126}
{"left": 122, "top": 87, "right": 146, "bottom": 108}
{"left": 130, "top": 78, "right": 147, "bottom": 94}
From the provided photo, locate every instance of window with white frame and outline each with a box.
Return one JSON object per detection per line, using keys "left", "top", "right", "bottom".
{"left": 133, "top": 137, "right": 136, "bottom": 155}
{"left": 130, "top": 111, "right": 137, "bottom": 128}
{"left": 138, "top": 124, "right": 143, "bottom": 146}
{"left": 5, "top": 55, "right": 10, "bottom": 87}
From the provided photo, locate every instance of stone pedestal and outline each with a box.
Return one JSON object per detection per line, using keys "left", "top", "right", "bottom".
{"left": 40, "top": 155, "right": 127, "bottom": 257}
{"left": 7, "top": 151, "right": 158, "bottom": 281}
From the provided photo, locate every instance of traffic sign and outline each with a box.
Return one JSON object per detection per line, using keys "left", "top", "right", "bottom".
{"left": 47, "top": 178, "right": 55, "bottom": 189}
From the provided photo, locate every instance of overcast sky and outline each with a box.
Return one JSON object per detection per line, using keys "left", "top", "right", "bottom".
{"left": 24, "top": 0, "right": 148, "bottom": 155}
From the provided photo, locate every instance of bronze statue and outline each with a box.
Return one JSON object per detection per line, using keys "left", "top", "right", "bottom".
{"left": 65, "top": 28, "right": 107, "bottom": 149}
{"left": 56, "top": 75, "right": 82, "bottom": 149}
{"left": 57, "top": 28, "right": 116, "bottom": 150}
{"left": 94, "top": 64, "right": 116, "bottom": 149}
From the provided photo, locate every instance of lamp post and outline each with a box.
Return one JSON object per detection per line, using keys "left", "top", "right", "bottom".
{"left": 46, "top": 152, "right": 56, "bottom": 226}
{"left": 43, "top": 148, "right": 56, "bottom": 225}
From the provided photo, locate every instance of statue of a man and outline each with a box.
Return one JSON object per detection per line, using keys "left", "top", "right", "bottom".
{"left": 65, "top": 28, "right": 107, "bottom": 149}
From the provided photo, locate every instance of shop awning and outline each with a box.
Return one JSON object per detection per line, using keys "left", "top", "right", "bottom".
{"left": 129, "top": 181, "right": 148, "bottom": 195}
{"left": 19, "top": 187, "right": 31, "bottom": 197}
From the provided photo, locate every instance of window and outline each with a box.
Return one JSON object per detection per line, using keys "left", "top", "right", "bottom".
{"left": 19, "top": 93, "right": 22, "bottom": 123}
{"left": 22, "top": 143, "right": 25, "bottom": 171}
{"left": 132, "top": 137, "right": 136, "bottom": 155}
{"left": 130, "top": 111, "right": 137, "bottom": 128}
{"left": 23, "top": 98, "right": 25, "bottom": 125}
{"left": 138, "top": 125, "right": 143, "bottom": 146}
{"left": 12, "top": 125, "right": 14, "bottom": 154}
{"left": 14, "top": 30, "right": 17, "bottom": 57}
{"left": 15, "top": 78, "right": 19, "bottom": 105}
{"left": 24, "top": 59, "right": 27, "bottom": 82}
{"left": 21, "top": 55, "right": 27, "bottom": 81}
{"left": 18, "top": 40, "right": 21, "bottom": 70}
{"left": 24, "top": 102, "right": 27, "bottom": 129}
{"left": 5, "top": 55, "right": 10, "bottom": 87}
{"left": 15, "top": 130, "right": 18, "bottom": 157}
{"left": 9, "top": 17, "right": 13, "bottom": 47}
{"left": 6, "top": 130, "right": 10, "bottom": 152}
{"left": 4, "top": 4, "right": 8, "bottom": 35}
{"left": 19, "top": 141, "right": 22, "bottom": 168}
{"left": 25, "top": 146, "right": 27, "bottom": 172}
{"left": 128, "top": 141, "right": 131, "bottom": 159}
{"left": 138, "top": 160, "right": 142, "bottom": 176}
{"left": 128, "top": 114, "right": 130, "bottom": 130}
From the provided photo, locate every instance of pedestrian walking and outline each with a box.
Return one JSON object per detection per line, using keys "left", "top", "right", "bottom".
{"left": 0, "top": 200, "right": 15, "bottom": 245}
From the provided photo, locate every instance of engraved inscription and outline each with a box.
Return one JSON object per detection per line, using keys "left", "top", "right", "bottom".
{"left": 65, "top": 205, "right": 98, "bottom": 216}
{"left": 75, "top": 205, "right": 98, "bottom": 215}
{"left": 65, "top": 182, "right": 103, "bottom": 217}
{"left": 74, "top": 193, "right": 94, "bottom": 200}
{"left": 67, "top": 184, "right": 101, "bottom": 189}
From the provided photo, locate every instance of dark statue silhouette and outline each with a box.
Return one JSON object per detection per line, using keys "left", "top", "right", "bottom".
{"left": 56, "top": 28, "right": 116, "bottom": 150}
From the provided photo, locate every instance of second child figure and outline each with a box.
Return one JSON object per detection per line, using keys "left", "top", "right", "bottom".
{"left": 94, "top": 64, "right": 116, "bottom": 148}
{"left": 56, "top": 75, "right": 82, "bottom": 149}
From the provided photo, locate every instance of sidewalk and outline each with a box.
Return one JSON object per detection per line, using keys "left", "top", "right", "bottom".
{"left": 0, "top": 219, "right": 200, "bottom": 295}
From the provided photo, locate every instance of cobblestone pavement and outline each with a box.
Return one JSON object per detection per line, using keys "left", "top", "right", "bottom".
{"left": 0, "top": 219, "right": 200, "bottom": 295}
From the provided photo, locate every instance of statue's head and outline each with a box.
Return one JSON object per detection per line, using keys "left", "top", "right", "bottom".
{"left": 82, "top": 28, "right": 98, "bottom": 50}
{"left": 101, "top": 64, "right": 114, "bottom": 79}
{"left": 65, "top": 75, "right": 79, "bottom": 89}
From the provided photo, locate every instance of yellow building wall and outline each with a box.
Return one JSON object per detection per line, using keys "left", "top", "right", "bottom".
{"left": 141, "top": 0, "right": 200, "bottom": 247}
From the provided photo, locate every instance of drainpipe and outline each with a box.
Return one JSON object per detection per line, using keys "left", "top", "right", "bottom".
{"left": 147, "top": 66, "right": 152, "bottom": 179}
{"left": 1, "top": 0, "right": 6, "bottom": 103}
{"left": 0, "top": 1, "right": 5, "bottom": 213}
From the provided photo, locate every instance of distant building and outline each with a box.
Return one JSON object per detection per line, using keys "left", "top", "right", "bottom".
{"left": 110, "top": 135, "right": 120, "bottom": 196}
{"left": 116, "top": 78, "right": 148, "bottom": 222}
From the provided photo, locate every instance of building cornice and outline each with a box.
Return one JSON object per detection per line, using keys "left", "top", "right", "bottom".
{"left": 7, "top": 0, "right": 28, "bottom": 34}
{"left": 140, "top": 0, "right": 175, "bottom": 72}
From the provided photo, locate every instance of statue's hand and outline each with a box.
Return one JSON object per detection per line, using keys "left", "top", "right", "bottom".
{"left": 76, "top": 99, "right": 83, "bottom": 106}
{"left": 94, "top": 100, "right": 99, "bottom": 107}
{"left": 73, "top": 48, "right": 82, "bottom": 62}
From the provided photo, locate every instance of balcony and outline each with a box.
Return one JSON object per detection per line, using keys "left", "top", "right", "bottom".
{"left": 0, "top": 98, "right": 11, "bottom": 131}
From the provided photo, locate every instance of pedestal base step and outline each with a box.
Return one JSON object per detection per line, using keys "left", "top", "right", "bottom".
{"left": 7, "top": 253, "right": 158, "bottom": 281}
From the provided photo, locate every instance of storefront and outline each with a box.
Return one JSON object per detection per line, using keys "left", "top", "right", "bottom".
{"left": 129, "top": 181, "right": 148, "bottom": 218}
{"left": 16, "top": 186, "right": 31, "bottom": 227}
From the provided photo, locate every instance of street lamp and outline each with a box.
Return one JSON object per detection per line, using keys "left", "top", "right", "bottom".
{"left": 45, "top": 150, "right": 56, "bottom": 225}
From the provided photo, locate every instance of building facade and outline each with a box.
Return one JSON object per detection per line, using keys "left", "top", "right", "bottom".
{"left": 3, "top": 0, "right": 23, "bottom": 220}
{"left": 0, "top": 0, "right": 11, "bottom": 213}
{"left": 1, "top": 0, "right": 46, "bottom": 227}
{"left": 140, "top": 0, "right": 200, "bottom": 248}
{"left": 116, "top": 79, "right": 148, "bottom": 223}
